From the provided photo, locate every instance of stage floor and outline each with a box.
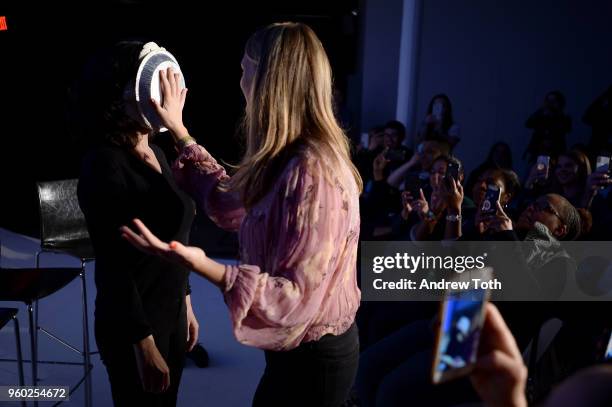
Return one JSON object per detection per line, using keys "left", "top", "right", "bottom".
{"left": 0, "top": 228, "right": 264, "bottom": 406}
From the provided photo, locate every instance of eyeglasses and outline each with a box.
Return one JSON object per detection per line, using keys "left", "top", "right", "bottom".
{"left": 532, "top": 199, "right": 564, "bottom": 224}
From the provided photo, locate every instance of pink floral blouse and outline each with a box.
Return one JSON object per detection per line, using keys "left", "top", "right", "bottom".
{"left": 172, "top": 143, "right": 361, "bottom": 351}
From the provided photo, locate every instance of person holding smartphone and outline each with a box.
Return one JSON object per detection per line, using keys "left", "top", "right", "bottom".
{"left": 120, "top": 23, "right": 362, "bottom": 407}
{"left": 417, "top": 94, "right": 461, "bottom": 149}
{"left": 524, "top": 90, "right": 572, "bottom": 163}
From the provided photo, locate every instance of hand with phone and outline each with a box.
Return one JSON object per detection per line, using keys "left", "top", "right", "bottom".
{"left": 586, "top": 171, "right": 612, "bottom": 192}
{"left": 400, "top": 191, "right": 414, "bottom": 220}
{"left": 409, "top": 189, "right": 430, "bottom": 221}
{"left": 470, "top": 304, "right": 528, "bottom": 407}
{"left": 485, "top": 201, "right": 513, "bottom": 233}
{"left": 432, "top": 269, "right": 493, "bottom": 384}
{"left": 534, "top": 155, "right": 551, "bottom": 185}
{"left": 373, "top": 149, "right": 391, "bottom": 181}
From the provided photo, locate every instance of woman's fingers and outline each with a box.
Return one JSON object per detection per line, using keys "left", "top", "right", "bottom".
{"left": 166, "top": 68, "right": 177, "bottom": 96}
{"left": 419, "top": 188, "right": 426, "bottom": 202}
{"left": 180, "top": 88, "right": 188, "bottom": 110}
{"left": 150, "top": 97, "right": 164, "bottom": 115}
{"left": 480, "top": 303, "right": 523, "bottom": 360}
{"left": 133, "top": 219, "right": 169, "bottom": 251}
{"left": 160, "top": 69, "right": 171, "bottom": 101}
{"left": 174, "top": 73, "right": 182, "bottom": 96}
{"left": 120, "top": 226, "right": 151, "bottom": 252}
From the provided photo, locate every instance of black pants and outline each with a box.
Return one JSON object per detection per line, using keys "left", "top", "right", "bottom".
{"left": 96, "top": 314, "right": 187, "bottom": 407}
{"left": 253, "top": 323, "right": 360, "bottom": 407}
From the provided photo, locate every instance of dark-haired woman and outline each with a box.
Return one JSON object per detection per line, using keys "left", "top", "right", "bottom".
{"left": 416, "top": 93, "right": 460, "bottom": 149}
{"left": 524, "top": 90, "right": 572, "bottom": 162}
{"left": 77, "top": 41, "right": 198, "bottom": 406}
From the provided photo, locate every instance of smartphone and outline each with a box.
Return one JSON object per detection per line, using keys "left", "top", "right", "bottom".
{"left": 536, "top": 155, "right": 551, "bottom": 180}
{"left": 446, "top": 162, "right": 460, "bottom": 185}
{"left": 360, "top": 132, "right": 370, "bottom": 149}
{"left": 417, "top": 142, "right": 425, "bottom": 155}
{"left": 385, "top": 148, "right": 406, "bottom": 162}
{"left": 605, "top": 331, "right": 612, "bottom": 361}
{"left": 405, "top": 172, "right": 427, "bottom": 199}
{"left": 431, "top": 268, "right": 493, "bottom": 384}
{"left": 595, "top": 156, "right": 611, "bottom": 174}
{"left": 480, "top": 184, "right": 501, "bottom": 215}
{"left": 433, "top": 101, "right": 443, "bottom": 121}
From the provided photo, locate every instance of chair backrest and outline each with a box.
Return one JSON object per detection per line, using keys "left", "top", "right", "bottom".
{"left": 37, "top": 179, "right": 90, "bottom": 248}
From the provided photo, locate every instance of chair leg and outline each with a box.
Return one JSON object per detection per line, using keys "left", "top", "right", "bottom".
{"left": 29, "top": 303, "right": 40, "bottom": 407}
{"left": 27, "top": 303, "right": 37, "bottom": 387}
{"left": 13, "top": 316, "right": 26, "bottom": 407}
{"left": 81, "top": 261, "right": 93, "bottom": 407}
{"left": 35, "top": 251, "right": 41, "bottom": 360}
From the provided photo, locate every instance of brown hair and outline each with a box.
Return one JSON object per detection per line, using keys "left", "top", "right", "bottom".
{"left": 227, "top": 22, "right": 362, "bottom": 208}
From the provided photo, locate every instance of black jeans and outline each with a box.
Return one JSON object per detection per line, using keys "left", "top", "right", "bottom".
{"left": 253, "top": 323, "right": 360, "bottom": 407}
{"left": 96, "top": 310, "right": 187, "bottom": 407}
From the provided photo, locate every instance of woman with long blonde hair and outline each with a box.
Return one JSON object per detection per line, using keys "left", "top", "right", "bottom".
{"left": 121, "top": 22, "right": 363, "bottom": 406}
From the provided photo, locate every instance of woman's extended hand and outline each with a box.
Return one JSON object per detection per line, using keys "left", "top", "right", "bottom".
{"left": 120, "top": 219, "right": 226, "bottom": 287}
{"left": 120, "top": 219, "right": 206, "bottom": 271}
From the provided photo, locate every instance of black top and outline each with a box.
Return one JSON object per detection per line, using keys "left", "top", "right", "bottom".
{"left": 78, "top": 143, "right": 194, "bottom": 345}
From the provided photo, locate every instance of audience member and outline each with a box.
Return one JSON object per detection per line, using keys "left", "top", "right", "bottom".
{"left": 417, "top": 94, "right": 461, "bottom": 149}
{"left": 524, "top": 90, "right": 572, "bottom": 162}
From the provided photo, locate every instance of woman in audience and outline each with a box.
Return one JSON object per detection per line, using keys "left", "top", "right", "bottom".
{"left": 417, "top": 94, "right": 461, "bottom": 149}
{"left": 552, "top": 150, "right": 591, "bottom": 207}
{"left": 121, "top": 22, "right": 363, "bottom": 407}
{"left": 524, "top": 90, "right": 572, "bottom": 163}
{"left": 465, "top": 141, "right": 513, "bottom": 196}
{"left": 398, "top": 156, "right": 476, "bottom": 241}
{"left": 386, "top": 139, "right": 450, "bottom": 188}
{"left": 355, "top": 125, "right": 385, "bottom": 184}
{"left": 416, "top": 167, "right": 520, "bottom": 241}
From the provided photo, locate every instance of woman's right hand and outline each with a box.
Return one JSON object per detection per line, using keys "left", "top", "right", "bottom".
{"left": 120, "top": 219, "right": 206, "bottom": 271}
{"left": 373, "top": 149, "right": 390, "bottom": 181}
{"left": 413, "top": 188, "right": 431, "bottom": 220}
{"left": 470, "top": 303, "right": 527, "bottom": 407}
{"left": 151, "top": 68, "right": 189, "bottom": 140}
{"left": 133, "top": 335, "right": 171, "bottom": 393}
{"left": 401, "top": 191, "right": 414, "bottom": 220}
{"left": 586, "top": 171, "right": 612, "bottom": 193}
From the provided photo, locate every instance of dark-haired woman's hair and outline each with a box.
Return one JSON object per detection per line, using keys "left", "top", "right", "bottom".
{"left": 77, "top": 40, "right": 149, "bottom": 148}
{"left": 426, "top": 93, "right": 454, "bottom": 133}
{"left": 433, "top": 154, "right": 464, "bottom": 175}
{"left": 495, "top": 168, "right": 521, "bottom": 200}
{"left": 558, "top": 149, "right": 592, "bottom": 184}
{"left": 384, "top": 120, "right": 406, "bottom": 139}
{"left": 487, "top": 141, "right": 513, "bottom": 169}
{"left": 553, "top": 194, "right": 591, "bottom": 240}
{"left": 546, "top": 90, "right": 566, "bottom": 110}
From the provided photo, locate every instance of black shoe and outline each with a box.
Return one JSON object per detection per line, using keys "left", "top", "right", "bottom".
{"left": 186, "top": 343, "right": 210, "bottom": 368}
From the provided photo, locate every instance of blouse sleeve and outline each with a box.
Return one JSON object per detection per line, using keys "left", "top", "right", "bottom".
{"left": 222, "top": 157, "right": 350, "bottom": 351}
{"left": 172, "top": 143, "right": 245, "bottom": 232}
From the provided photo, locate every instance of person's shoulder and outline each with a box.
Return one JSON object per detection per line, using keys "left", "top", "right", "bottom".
{"left": 81, "top": 144, "right": 128, "bottom": 175}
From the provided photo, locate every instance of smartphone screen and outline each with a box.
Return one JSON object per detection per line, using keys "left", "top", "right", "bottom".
{"left": 605, "top": 331, "right": 612, "bottom": 361}
{"left": 595, "top": 156, "right": 611, "bottom": 173}
{"left": 433, "top": 102, "right": 443, "bottom": 121}
{"left": 536, "top": 155, "right": 551, "bottom": 180}
{"left": 405, "top": 172, "right": 428, "bottom": 199}
{"left": 432, "top": 268, "right": 492, "bottom": 384}
{"left": 446, "top": 162, "right": 460, "bottom": 184}
{"left": 480, "top": 184, "right": 501, "bottom": 215}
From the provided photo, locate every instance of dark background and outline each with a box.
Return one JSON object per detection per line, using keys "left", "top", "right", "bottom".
{"left": 0, "top": 1, "right": 360, "bottom": 244}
